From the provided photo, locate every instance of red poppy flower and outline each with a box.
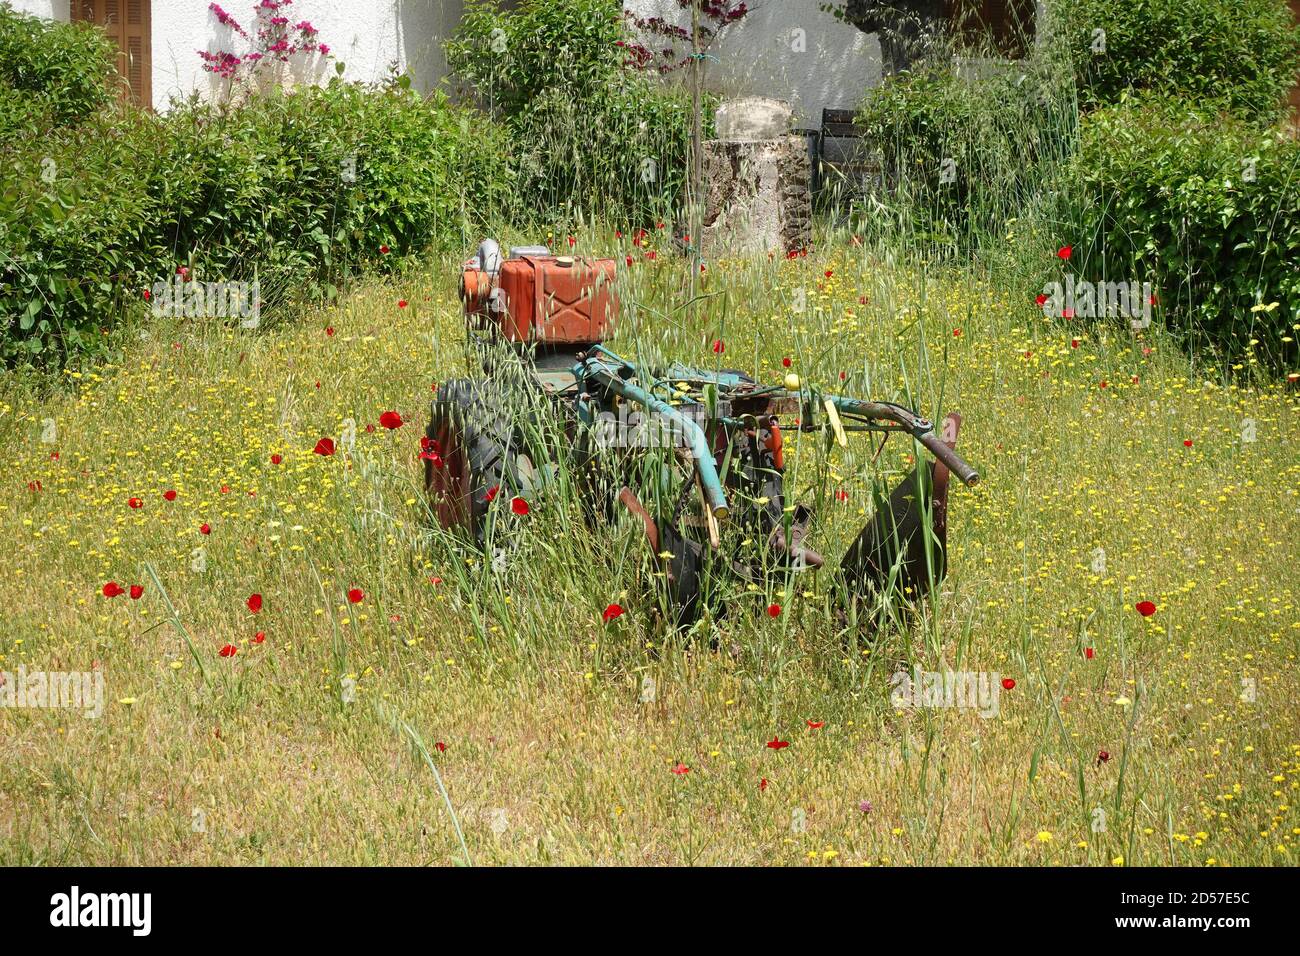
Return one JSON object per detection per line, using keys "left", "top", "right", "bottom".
{"left": 435, "top": 741, "right": 446, "bottom": 753}
{"left": 270, "top": 453, "right": 282, "bottom": 465}
{"left": 806, "top": 720, "right": 824, "bottom": 729}
{"left": 838, "top": 371, "right": 846, "bottom": 381}
{"left": 1183, "top": 439, "right": 1193, "bottom": 447}
{"left": 314, "top": 437, "right": 335, "bottom": 456}
{"left": 397, "top": 300, "right": 408, "bottom": 309}
{"left": 1085, "top": 647, "right": 1095, "bottom": 659}
{"left": 379, "top": 244, "right": 390, "bottom": 254}
{"left": 347, "top": 588, "right": 364, "bottom": 604}
{"left": 252, "top": 631, "right": 266, "bottom": 644}
{"left": 824, "top": 270, "right": 833, "bottom": 278}
{"left": 1071, "top": 338, "right": 1080, "bottom": 349}
{"left": 247, "top": 593, "right": 263, "bottom": 613}
{"left": 834, "top": 489, "right": 849, "bottom": 502}
{"left": 379, "top": 411, "right": 403, "bottom": 429}
{"left": 326, "top": 326, "right": 335, "bottom": 337}
{"left": 129, "top": 584, "right": 144, "bottom": 600}
{"left": 220, "top": 485, "right": 230, "bottom": 494}
{"left": 626, "top": 256, "right": 633, "bottom": 267}
{"left": 1096, "top": 750, "right": 1111, "bottom": 766}
{"left": 102, "top": 581, "right": 125, "bottom": 598}
{"left": 759, "top": 778, "right": 768, "bottom": 791}
{"left": 1135, "top": 600, "right": 1156, "bottom": 617}
{"left": 602, "top": 603, "right": 624, "bottom": 623}
{"left": 766, "top": 737, "right": 789, "bottom": 751}
{"left": 142, "top": 288, "right": 152, "bottom": 301}
{"left": 952, "top": 328, "right": 962, "bottom": 337}
{"left": 766, "top": 603, "right": 781, "bottom": 617}
{"left": 128, "top": 497, "right": 143, "bottom": 509}
{"left": 163, "top": 489, "right": 177, "bottom": 501}
{"left": 510, "top": 496, "right": 529, "bottom": 516}
{"left": 671, "top": 762, "right": 690, "bottom": 775}
{"left": 1062, "top": 308, "right": 1076, "bottom": 319}
{"left": 712, "top": 339, "right": 724, "bottom": 354}
{"left": 1057, "top": 244, "right": 1072, "bottom": 260}
{"left": 1001, "top": 678, "right": 1016, "bottom": 690}
{"left": 1035, "top": 293, "right": 1048, "bottom": 306}
{"left": 782, "top": 356, "right": 791, "bottom": 368}
{"left": 219, "top": 644, "right": 239, "bottom": 658}
{"left": 200, "top": 523, "right": 211, "bottom": 535}
{"left": 484, "top": 485, "right": 500, "bottom": 503}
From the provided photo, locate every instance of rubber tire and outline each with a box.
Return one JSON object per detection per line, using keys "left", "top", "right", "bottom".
{"left": 426, "top": 378, "right": 526, "bottom": 546}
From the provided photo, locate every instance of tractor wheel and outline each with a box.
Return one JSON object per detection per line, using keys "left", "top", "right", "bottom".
{"left": 426, "top": 379, "right": 529, "bottom": 545}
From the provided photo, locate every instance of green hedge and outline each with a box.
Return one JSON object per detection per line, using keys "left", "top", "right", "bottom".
{"left": 1, "top": 80, "right": 511, "bottom": 367}
{"left": 0, "top": 3, "right": 116, "bottom": 128}
{"left": 1054, "top": 0, "right": 1300, "bottom": 121}
{"left": 856, "top": 61, "right": 1076, "bottom": 250}
{"left": 447, "top": 0, "right": 698, "bottom": 224}
{"left": 1061, "top": 96, "right": 1300, "bottom": 373}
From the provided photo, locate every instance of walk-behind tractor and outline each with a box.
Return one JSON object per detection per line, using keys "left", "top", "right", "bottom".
{"left": 426, "top": 239, "right": 979, "bottom": 627}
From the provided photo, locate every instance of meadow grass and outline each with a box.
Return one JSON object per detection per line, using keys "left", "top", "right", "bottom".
{"left": 1, "top": 230, "right": 1298, "bottom": 865}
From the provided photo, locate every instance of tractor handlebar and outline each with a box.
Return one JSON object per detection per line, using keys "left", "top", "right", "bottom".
{"left": 825, "top": 397, "right": 980, "bottom": 488}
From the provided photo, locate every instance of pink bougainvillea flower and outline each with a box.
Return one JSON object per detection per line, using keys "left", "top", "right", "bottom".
{"left": 766, "top": 603, "right": 781, "bottom": 617}
{"left": 128, "top": 497, "right": 143, "bottom": 509}
{"left": 102, "top": 581, "right": 125, "bottom": 598}
{"left": 163, "top": 489, "right": 177, "bottom": 501}
{"left": 671, "top": 762, "right": 690, "bottom": 775}
{"left": 1135, "top": 600, "right": 1157, "bottom": 617}
{"left": 379, "top": 411, "right": 403, "bottom": 430}
{"left": 1002, "top": 678, "right": 1016, "bottom": 690}
{"left": 219, "top": 644, "right": 239, "bottom": 658}
{"left": 247, "top": 593, "right": 263, "bottom": 613}
{"left": 129, "top": 584, "right": 144, "bottom": 600}
{"left": 602, "top": 603, "right": 624, "bottom": 623}
{"left": 314, "top": 437, "right": 336, "bottom": 456}
{"left": 510, "top": 496, "right": 529, "bottom": 516}
{"left": 347, "top": 588, "right": 364, "bottom": 604}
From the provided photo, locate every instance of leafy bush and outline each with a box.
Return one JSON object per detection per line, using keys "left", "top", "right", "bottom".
{"left": 1, "top": 80, "right": 511, "bottom": 367}
{"left": 1060, "top": 96, "right": 1300, "bottom": 372}
{"left": 0, "top": 2, "right": 116, "bottom": 126}
{"left": 1052, "top": 0, "right": 1300, "bottom": 121}
{"left": 856, "top": 60, "right": 1077, "bottom": 251}
{"left": 447, "top": 0, "right": 698, "bottom": 224}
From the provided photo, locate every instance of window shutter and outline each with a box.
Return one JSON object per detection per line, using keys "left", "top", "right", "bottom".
{"left": 72, "top": 0, "right": 152, "bottom": 109}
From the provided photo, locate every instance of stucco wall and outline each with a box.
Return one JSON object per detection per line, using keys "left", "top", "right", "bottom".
{"left": 625, "top": 0, "right": 882, "bottom": 126}
{"left": 7, "top": 0, "right": 449, "bottom": 110}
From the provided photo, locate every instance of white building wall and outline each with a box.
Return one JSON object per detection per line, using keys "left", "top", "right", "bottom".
{"left": 624, "top": 0, "right": 882, "bottom": 127}
{"left": 7, "top": 0, "right": 450, "bottom": 110}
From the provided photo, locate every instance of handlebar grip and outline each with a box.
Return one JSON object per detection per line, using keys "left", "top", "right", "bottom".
{"left": 918, "top": 431, "right": 980, "bottom": 487}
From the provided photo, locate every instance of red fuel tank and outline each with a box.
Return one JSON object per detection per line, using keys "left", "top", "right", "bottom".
{"left": 462, "top": 255, "right": 617, "bottom": 346}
